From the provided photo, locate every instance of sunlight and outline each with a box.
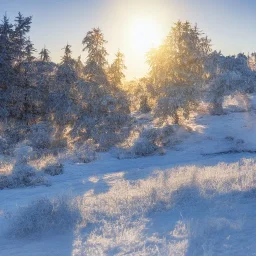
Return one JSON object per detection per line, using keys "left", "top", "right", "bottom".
{"left": 129, "top": 17, "right": 163, "bottom": 55}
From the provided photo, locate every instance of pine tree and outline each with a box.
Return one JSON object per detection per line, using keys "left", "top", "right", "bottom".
{"left": 82, "top": 28, "right": 108, "bottom": 83}
{"left": 0, "top": 14, "right": 14, "bottom": 119}
{"left": 108, "top": 50, "right": 126, "bottom": 86}
{"left": 61, "top": 43, "right": 72, "bottom": 64}
{"left": 14, "top": 12, "right": 32, "bottom": 64}
{"left": 39, "top": 46, "right": 50, "bottom": 62}
{"left": 25, "top": 37, "right": 36, "bottom": 62}
{"left": 75, "top": 55, "right": 84, "bottom": 77}
{"left": 0, "top": 14, "right": 14, "bottom": 87}
{"left": 56, "top": 44, "right": 77, "bottom": 91}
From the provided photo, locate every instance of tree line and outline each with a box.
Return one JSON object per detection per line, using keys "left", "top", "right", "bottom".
{"left": 0, "top": 13, "right": 256, "bottom": 156}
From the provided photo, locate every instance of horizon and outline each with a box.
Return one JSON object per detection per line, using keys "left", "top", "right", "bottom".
{"left": 1, "top": 0, "right": 256, "bottom": 79}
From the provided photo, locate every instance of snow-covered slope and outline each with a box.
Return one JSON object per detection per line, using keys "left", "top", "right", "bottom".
{"left": 1, "top": 107, "right": 256, "bottom": 255}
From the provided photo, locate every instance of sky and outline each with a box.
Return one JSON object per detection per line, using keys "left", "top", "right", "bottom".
{"left": 1, "top": 0, "right": 256, "bottom": 79}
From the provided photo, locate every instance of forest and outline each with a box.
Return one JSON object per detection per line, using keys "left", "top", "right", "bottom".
{"left": 2, "top": 10, "right": 256, "bottom": 255}
{"left": 1, "top": 14, "right": 255, "bottom": 174}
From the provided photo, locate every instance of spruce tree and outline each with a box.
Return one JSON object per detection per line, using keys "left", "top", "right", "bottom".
{"left": 39, "top": 46, "right": 50, "bottom": 62}
{"left": 82, "top": 28, "right": 108, "bottom": 83}
{"left": 0, "top": 14, "right": 14, "bottom": 119}
{"left": 25, "top": 37, "right": 36, "bottom": 62}
{"left": 14, "top": 12, "right": 32, "bottom": 64}
{"left": 61, "top": 43, "right": 72, "bottom": 64}
{"left": 108, "top": 50, "right": 126, "bottom": 86}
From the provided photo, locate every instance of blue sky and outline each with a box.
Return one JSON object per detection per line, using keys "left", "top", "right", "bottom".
{"left": 1, "top": 0, "right": 256, "bottom": 79}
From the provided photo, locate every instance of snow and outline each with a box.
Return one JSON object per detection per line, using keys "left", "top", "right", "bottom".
{"left": 2, "top": 105, "right": 256, "bottom": 255}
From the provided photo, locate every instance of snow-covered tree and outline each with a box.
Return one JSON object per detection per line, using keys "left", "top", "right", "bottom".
{"left": 13, "top": 12, "right": 32, "bottom": 64}
{"left": 147, "top": 21, "right": 211, "bottom": 86}
{"left": 56, "top": 44, "right": 77, "bottom": 87}
{"left": 147, "top": 21, "right": 211, "bottom": 123}
{"left": 39, "top": 47, "right": 50, "bottom": 62}
{"left": 75, "top": 55, "right": 84, "bottom": 77}
{"left": 24, "top": 37, "right": 36, "bottom": 62}
{"left": 207, "top": 52, "right": 256, "bottom": 114}
{"left": 108, "top": 50, "right": 126, "bottom": 86}
{"left": 82, "top": 28, "right": 108, "bottom": 83}
{"left": 0, "top": 14, "right": 15, "bottom": 119}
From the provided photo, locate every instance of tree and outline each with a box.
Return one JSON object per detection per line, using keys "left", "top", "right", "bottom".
{"left": 207, "top": 52, "right": 256, "bottom": 114}
{"left": 61, "top": 43, "right": 72, "bottom": 63}
{"left": 13, "top": 12, "right": 32, "bottom": 64}
{"left": 147, "top": 21, "right": 211, "bottom": 123}
{"left": 25, "top": 37, "right": 36, "bottom": 62}
{"left": 147, "top": 21, "right": 211, "bottom": 86}
{"left": 39, "top": 46, "right": 51, "bottom": 62}
{"left": 56, "top": 44, "right": 77, "bottom": 85}
{"left": 82, "top": 28, "right": 108, "bottom": 83}
{"left": 108, "top": 50, "right": 126, "bottom": 86}
{"left": 75, "top": 55, "right": 84, "bottom": 77}
{"left": 0, "top": 14, "right": 15, "bottom": 85}
{"left": 0, "top": 14, "right": 14, "bottom": 120}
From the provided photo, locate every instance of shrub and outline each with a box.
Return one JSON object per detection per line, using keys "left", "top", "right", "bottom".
{"left": 7, "top": 196, "right": 81, "bottom": 238}
{"left": 14, "top": 143, "right": 33, "bottom": 164}
{"left": 118, "top": 125, "right": 177, "bottom": 159}
{"left": 44, "top": 163, "right": 63, "bottom": 176}
{"left": 74, "top": 140, "right": 97, "bottom": 163}
{"left": 1, "top": 163, "right": 48, "bottom": 189}
{"left": 131, "top": 137, "right": 158, "bottom": 157}
{"left": 29, "top": 123, "right": 52, "bottom": 149}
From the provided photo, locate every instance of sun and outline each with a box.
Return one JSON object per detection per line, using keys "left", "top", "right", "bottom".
{"left": 129, "top": 17, "right": 162, "bottom": 55}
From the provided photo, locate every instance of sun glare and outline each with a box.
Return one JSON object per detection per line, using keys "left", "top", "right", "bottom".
{"left": 129, "top": 17, "right": 162, "bottom": 55}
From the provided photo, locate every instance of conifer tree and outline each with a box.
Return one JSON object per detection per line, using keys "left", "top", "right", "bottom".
{"left": 56, "top": 44, "right": 77, "bottom": 91}
{"left": 61, "top": 43, "right": 72, "bottom": 64}
{"left": 147, "top": 21, "right": 212, "bottom": 123}
{"left": 39, "top": 46, "right": 51, "bottom": 62}
{"left": 14, "top": 12, "right": 32, "bottom": 64}
{"left": 25, "top": 37, "right": 36, "bottom": 62}
{"left": 82, "top": 28, "right": 108, "bottom": 83}
{"left": 0, "top": 14, "right": 14, "bottom": 87}
{"left": 108, "top": 50, "right": 126, "bottom": 86}
{"left": 75, "top": 55, "right": 84, "bottom": 77}
{"left": 0, "top": 14, "right": 14, "bottom": 119}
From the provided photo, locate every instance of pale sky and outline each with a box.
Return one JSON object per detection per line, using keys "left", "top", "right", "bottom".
{"left": 1, "top": 0, "right": 256, "bottom": 79}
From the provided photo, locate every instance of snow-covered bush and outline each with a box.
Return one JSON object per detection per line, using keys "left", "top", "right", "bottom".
{"left": 73, "top": 140, "right": 97, "bottom": 163}
{"left": 131, "top": 137, "right": 158, "bottom": 157}
{"left": 0, "top": 143, "right": 50, "bottom": 189}
{"left": 9, "top": 163, "right": 47, "bottom": 188}
{"left": 7, "top": 196, "right": 81, "bottom": 238}
{"left": 154, "top": 85, "right": 200, "bottom": 124}
{"left": 43, "top": 163, "right": 63, "bottom": 176}
{"left": 29, "top": 123, "right": 52, "bottom": 149}
{"left": 0, "top": 163, "right": 48, "bottom": 189}
{"left": 14, "top": 143, "right": 33, "bottom": 164}
{"left": 118, "top": 125, "right": 177, "bottom": 158}
{"left": 223, "top": 92, "right": 252, "bottom": 113}
{"left": 206, "top": 52, "right": 256, "bottom": 115}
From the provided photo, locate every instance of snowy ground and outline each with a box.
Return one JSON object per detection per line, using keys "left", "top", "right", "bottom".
{"left": 2, "top": 98, "right": 256, "bottom": 255}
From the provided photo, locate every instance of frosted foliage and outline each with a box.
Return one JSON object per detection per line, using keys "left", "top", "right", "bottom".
{"left": 7, "top": 196, "right": 80, "bottom": 237}
{"left": 14, "top": 144, "right": 33, "bottom": 164}
{"left": 74, "top": 140, "right": 96, "bottom": 163}
{"left": 7, "top": 159, "right": 256, "bottom": 254}
{"left": 0, "top": 163, "right": 48, "bottom": 189}
{"left": 207, "top": 52, "right": 256, "bottom": 115}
